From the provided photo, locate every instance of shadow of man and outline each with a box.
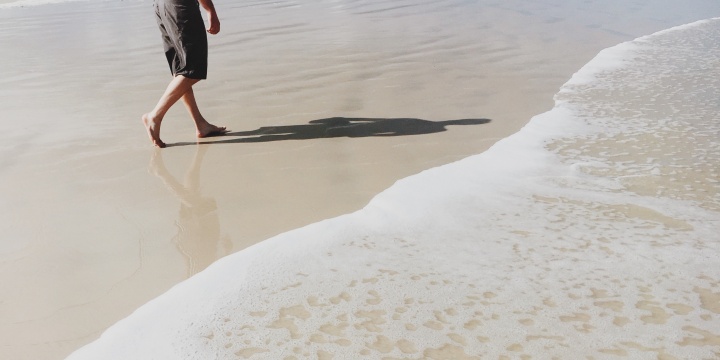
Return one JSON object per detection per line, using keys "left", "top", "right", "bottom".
{"left": 149, "top": 146, "right": 232, "bottom": 276}
{"left": 189, "top": 117, "right": 490, "bottom": 145}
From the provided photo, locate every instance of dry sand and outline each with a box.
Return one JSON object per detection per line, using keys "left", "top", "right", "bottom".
{"left": 0, "top": 0, "right": 717, "bottom": 359}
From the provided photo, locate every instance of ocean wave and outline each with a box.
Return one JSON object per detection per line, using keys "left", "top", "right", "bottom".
{"left": 66, "top": 16, "right": 720, "bottom": 359}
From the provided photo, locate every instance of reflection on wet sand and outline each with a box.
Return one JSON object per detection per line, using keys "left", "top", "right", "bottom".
{"left": 150, "top": 146, "right": 232, "bottom": 276}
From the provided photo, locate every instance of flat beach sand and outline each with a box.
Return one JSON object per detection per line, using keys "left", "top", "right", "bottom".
{"left": 1, "top": 0, "right": 719, "bottom": 359}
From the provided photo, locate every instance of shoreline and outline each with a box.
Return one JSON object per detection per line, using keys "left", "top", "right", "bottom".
{"left": 1, "top": 0, "right": 719, "bottom": 359}
{"left": 69, "top": 18, "right": 720, "bottom": 359}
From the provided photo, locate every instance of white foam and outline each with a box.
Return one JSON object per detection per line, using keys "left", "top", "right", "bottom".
{"left": 68, "top": 18, "right": 720, "bottom": 359}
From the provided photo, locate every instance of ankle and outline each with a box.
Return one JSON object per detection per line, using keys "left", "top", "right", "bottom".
{"left": 151, "top": 111, "right": 167, "bottom": 123}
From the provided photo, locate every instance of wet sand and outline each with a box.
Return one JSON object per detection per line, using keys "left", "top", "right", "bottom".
{"left": 0, "top": 0, "right": 717, "bottom": 359}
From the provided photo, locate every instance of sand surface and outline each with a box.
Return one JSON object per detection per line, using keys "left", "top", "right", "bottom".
{"left": 0, "top": 0, "right": 718, "bottom": 359}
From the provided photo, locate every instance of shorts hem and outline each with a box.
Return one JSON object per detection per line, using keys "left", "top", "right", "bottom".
{"left": 174, "top": 71, "right": 207, "bottom": 80}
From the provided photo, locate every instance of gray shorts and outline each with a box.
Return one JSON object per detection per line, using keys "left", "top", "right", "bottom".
{"left": 154, "top": 0, "right": 208, "bottom": 79}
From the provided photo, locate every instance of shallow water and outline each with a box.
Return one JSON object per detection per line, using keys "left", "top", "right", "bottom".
{"left": 1, "top": 0, "right": 719, "bottom": 359}
{"left": 68, "top": 17, "right": 720, "bottom": 360}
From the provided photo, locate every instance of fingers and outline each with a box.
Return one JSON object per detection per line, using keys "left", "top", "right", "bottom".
{"left": 207, "top": 16, "right": 220, "bottom": 34}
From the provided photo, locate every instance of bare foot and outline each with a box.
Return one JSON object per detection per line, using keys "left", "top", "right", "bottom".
{"left": 142, "top": 113, "right": 166, "bottom": 148}
{"left": 197, "top": 123, "right": 229, "bottom": 138}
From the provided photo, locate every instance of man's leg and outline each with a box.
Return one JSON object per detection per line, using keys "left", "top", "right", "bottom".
{"left": 180, "top": 88, "right": 228, "bottom": 138}
{"left": 142, "top": 75, "right": 200, "bottom": 148}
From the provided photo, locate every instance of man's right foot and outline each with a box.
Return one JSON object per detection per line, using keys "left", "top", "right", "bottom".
{"left": 142, "top": 114, "right": 166, "bottom": 148}
{"left": 197, "top": 123, "right": 229, "bottom": 138}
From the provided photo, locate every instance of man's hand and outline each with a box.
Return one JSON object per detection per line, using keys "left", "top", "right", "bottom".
{"left": 207, "top": 11, "right": 220, "bottom": 34}
{"left": 198, "top": 0, "right": 220, "bottom": 34}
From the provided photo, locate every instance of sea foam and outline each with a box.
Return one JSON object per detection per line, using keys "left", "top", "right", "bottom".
{"left": 68, "top": 18, "right": 720, "bottom": 359}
